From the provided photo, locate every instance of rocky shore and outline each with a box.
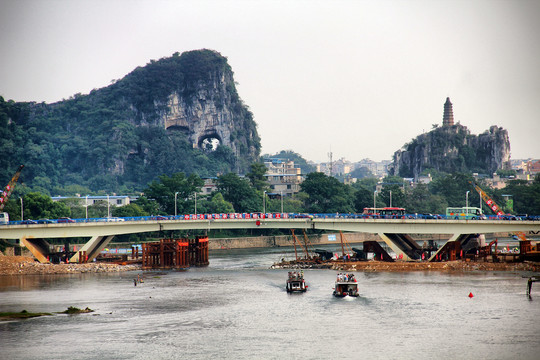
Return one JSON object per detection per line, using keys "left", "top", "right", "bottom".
{"left": 1, "top": 254, "right": 538, "bottom": 276}
{"left": 0, "top": 255, "right": 140, "bottom": 276}
{"left": 273, "top": 259, "right": 540, "bottom": 272}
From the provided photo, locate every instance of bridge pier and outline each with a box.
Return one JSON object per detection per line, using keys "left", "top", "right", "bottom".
{"left": 379, "top": 233, "right": 423, "bottom": 261}
{"left": 428, "top": 234, "right": 478, "bottom": 262}
{"left": 20, "top": 237, "right": 49, "bottom": 263}
{"left": 70, "top": 235, "right": 115, "bottom": 263}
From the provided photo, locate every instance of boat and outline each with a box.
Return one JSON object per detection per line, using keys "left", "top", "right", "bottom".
{"left": 286, "top": 271, "right": 307, "bottom": 293}
{"left": 333, "top": 273, "right": 359, "bottom": 297}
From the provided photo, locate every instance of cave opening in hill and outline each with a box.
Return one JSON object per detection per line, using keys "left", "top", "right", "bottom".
{"left": 199, "top": 134, "right": 221, "bottom": 152}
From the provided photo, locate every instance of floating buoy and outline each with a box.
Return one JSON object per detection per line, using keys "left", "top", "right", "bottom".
{"left": 468, "top": 292, "right": 474, "bottom": 298}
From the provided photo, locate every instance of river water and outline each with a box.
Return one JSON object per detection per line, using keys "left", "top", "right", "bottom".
{"left": 1, "top": 246, "right": 539, "bottom": 360}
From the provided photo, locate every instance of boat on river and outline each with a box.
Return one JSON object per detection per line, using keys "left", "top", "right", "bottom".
{"left": 286, "top": 271, "right": 307, "bottom": 293}
{"left": 333, "top": 273, "right": 359, "bottom": 297}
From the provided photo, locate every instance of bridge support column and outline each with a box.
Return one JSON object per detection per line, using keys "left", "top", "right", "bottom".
{"left": 20, "top": 237, "right": 50, "bottom": 263}
{"left": 428, "top": 234, "right": 477, "bottom": 262}
{"left": 379, "top": 233, "right": 422, "bottom": 261}
{"left": 70, "top": 235, "right": 115, "bottom": 263}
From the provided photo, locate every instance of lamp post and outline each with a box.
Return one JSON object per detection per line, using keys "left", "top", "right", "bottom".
{"left": 107, "top": 194, "right": 110, "bottom": 218}
{"left": 280, "top": 191, "right": 283, "bottom": 213}
{"left": 174, "top": 192, "right": 179, "bottom": 216}
{"left": 85, "top": 195, "right": 88, "bottom": 219}
{"left": 20, "top": 197, "right": 23, "bottom": 221}
{"left": 194, "top": 192, "right": 197, "bottom": 215}
{"left": 263, "top": 191, "right": 267, "bottom": 214}
{"left": 389, "top": 190, "right": 392, "bottom": 208}
{"left": 466, "top": 191, "right": 470, "bottom": 209}
{"left": 373, "top": 190, "right": 377, "bottom": 209}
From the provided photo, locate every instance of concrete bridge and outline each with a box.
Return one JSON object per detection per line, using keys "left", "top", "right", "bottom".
{"left": 1, "top": 217, "right": 539, "bottom": 263}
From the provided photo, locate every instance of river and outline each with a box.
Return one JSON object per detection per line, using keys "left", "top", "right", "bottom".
{"left": 1, "top": 246, "right": 539, "bottom": 360}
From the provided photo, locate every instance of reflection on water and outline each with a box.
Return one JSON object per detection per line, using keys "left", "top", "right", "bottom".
{"left": 1, "top": 246, "right": 539, "bottom": 360}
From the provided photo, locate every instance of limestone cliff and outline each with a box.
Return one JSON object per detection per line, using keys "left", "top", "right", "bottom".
{"left": 2, "top": 49, "right": 261, "bottom": 193}
{"left": 389, "top": 124, "right": 511, "bottom": 178}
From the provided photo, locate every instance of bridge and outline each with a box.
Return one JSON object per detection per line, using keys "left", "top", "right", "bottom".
{"left": 2, "top": 216, "right": 540, "bottom": 264}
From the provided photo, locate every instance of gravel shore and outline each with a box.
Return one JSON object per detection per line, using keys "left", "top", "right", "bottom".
{"left": 273, "top": 259, "right": 540, "bottom": 272}
{"left": 1, "top": 254, "right": 538, "bottom": 276}
{"left": 0, "top": 255, "right": 140, "bottom": 276}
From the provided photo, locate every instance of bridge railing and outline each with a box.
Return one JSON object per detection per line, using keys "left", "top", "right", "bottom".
{"left": 4, "top": 212, "right": 540, "bottom": 226}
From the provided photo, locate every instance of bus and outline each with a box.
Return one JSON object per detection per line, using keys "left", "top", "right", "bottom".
{"left": 446, "top": 207, "right": 484, "bottom": 220}
{"left": 0, "top": 212, "right": 9, "bottom": 225}
{"left": 362, "top": 207, "right": 406, "bottom": 218}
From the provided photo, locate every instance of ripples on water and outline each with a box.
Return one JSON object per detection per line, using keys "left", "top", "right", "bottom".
{"left": 1, "top": 246, "right": 539, "bottom": 360}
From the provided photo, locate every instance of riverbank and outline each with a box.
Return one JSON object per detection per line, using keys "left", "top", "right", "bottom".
{"left": 273, "top": 259, "right": 540, "bottom": 272}
{"left": 0, "top": 255, "right": 140, "bottom": 275}
{"left": 2, "top": 253, "right": 538, "bottom": 275}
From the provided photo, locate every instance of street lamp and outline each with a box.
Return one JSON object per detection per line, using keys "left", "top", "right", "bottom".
{"left": 194, "top": 192, "right": 197, "bottom": 215}
{"left": 280, "top": 191, "right": 283, "bottom": 213}
{"left": 20, "top": 197, "right": 23, "bottom": 221}
{"left": 174, "top": 192, "right": 179, "bottom": 216}
{"left": 85, "top": 195, "right": 88, "bottom": 219}
{"left": 373, "top": 190, "right": 377, "bottom": 209}
{"left": 107, "top": 194, "right": 110, "bottom": 218}
{"left": 466, "top": 191, "right": 470, "bottom": 209}
{"left": 389, "top": 190, "right": 392, "bottom": 208}
{"left": 263, "top": 191, "right": 267, "bottom": 213}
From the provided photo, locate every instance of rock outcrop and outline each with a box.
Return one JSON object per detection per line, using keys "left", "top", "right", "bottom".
{"left": 389, "top": 124, "right": 511, "bottom": 178}
{"left": 1, "top": 49, "right": 261, "bottom": 192}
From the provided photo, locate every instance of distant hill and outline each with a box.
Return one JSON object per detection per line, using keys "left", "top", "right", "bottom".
{"left": 389, "top": 124, "right": 511, "bottom": 179}
{"left": 0, "top": 49, "right": 260, "bottom": 194}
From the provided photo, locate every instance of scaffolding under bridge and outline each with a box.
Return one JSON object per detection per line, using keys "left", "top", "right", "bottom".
{"left": 142, "top": 236, "right": 209, "bottom": 270}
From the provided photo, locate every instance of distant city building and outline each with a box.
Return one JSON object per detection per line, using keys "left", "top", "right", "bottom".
{"left": 201, "top": 177, "right": 218, "bottom": 195}
{"left": 317, "top": 158, "right": 352, "bottom": 176}
{"left": 51, "top": 195, "right": 130, "bottom": 207}
{"left": 526, "top": 159, "right": 540, "bottom": 174}
{"left": 417, "top": 174, "right": 432, "bottom": 185}
{"left": 264, "top": 158, "right": 303, "bottom": 197}
{"left": 442, "top": 97, "right": 454, "bottom": 126}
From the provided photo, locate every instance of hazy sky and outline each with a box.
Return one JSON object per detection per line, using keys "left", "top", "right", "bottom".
{"left": 1, "top": 0, "right": 539, "bottom": 163}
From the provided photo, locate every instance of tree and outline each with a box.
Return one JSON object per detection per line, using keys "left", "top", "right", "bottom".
{"left": 496, "top": 174, "right": 540, "bottom": 214}
{"left": 246, "top": 163, "right": 268, "bottom": 192}
{"left": 112, "top": 203, "right": 147, "bottom": 217}
{"left": 196, "top": 192, "right": 234, "bottom": 214}
{"left": 349, "top": 167, "right": 373, "bottom": 179}
{"left": 353, "top": 184, "right": 374, "bottom": 212}
{"left": 300, "top": 172, "right": 354, "bottom": 213}
{"left": 379, "top": 185, "right": 406, "bottom": 208}
{"left": 404, "top": 184, "right": 447, "bottom": 214}
{"left": 21, "top": 192, "right": 70, "bottom": 220}
{"left": 429, "top": 173, "right": 478, "bottom": 208}
{"left": 217, "top": 173, "right": 260, "bottom": 212}
{"left": 143, "top": 172, "right": 204, "bottom": 215}
{"left": 264, "top": 150, "right": 316, "bottom": 175}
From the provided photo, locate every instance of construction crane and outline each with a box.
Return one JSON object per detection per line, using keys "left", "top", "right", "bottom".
{"left": 471, "top": 181, "right": 528, "bottom": 241}
{"left": 0, "top": 164, "right": 24, "bottom": 211}
{"left": 470, "top": 181, "right": 504, "bottom": 216}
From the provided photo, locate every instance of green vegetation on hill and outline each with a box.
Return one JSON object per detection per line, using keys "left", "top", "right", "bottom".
{"left": 0, "top": 50, "right": 259, "bottom": 196}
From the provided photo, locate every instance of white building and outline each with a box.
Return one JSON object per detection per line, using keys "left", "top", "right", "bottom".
{"left": 264, "top": 158, "right": 303, "bottom": 197}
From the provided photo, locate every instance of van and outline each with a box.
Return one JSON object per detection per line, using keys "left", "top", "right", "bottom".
{"left": 0, "top": 212, "right": 9, "bottom": 225}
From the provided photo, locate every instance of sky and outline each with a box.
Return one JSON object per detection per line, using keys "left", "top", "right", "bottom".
{"left": 1, "top": 0, "right": 539, "bottom": 163}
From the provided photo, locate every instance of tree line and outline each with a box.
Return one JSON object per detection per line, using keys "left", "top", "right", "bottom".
{"left": 4, "top": 164, "right": 540, "bottom": 224}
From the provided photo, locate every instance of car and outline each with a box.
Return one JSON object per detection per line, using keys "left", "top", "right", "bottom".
{"left": 37, "top": 219, "right": 54, "bottom": 224}
{"left": 21, "top": 219, "right": 37, "bottom": 224}
{"left": 106, "top": 217, "right": 125, "bottom": 222}
{"left": 151, "top": 215, "right": 168, "bottom": 221}
{"left": 58, "top": 217, "right": 75, "bottom": 223}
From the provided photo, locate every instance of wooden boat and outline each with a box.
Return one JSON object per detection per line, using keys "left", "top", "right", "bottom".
{"left": 333, "top": 273, "right": 359, "bottom": 297}
{"left": 286, "top": 271, "right": 307, "bottom": 293}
